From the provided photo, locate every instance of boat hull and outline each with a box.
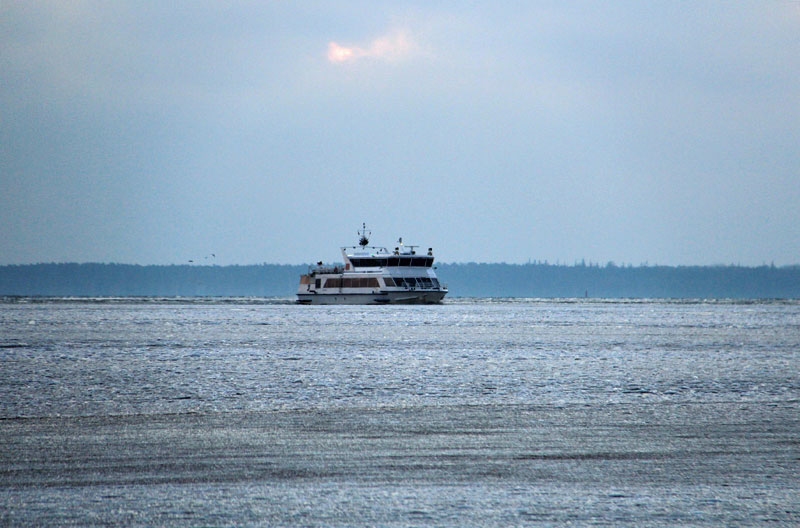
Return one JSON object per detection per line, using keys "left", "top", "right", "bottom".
{"left": 296, "top": 290, "right": 446, "bottom": 305}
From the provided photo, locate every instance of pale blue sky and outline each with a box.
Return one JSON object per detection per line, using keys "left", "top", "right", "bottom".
{"left": 2, "top": 1, "right": 798, "bottom": 265}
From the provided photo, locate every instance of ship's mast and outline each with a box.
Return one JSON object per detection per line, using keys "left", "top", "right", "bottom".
{"left": 358, "top": 223, "right": 371, "bottom": 247}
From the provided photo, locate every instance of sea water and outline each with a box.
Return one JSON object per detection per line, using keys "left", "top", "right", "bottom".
{"left": 1, "top": 298, "right": 798, "bottom": 526}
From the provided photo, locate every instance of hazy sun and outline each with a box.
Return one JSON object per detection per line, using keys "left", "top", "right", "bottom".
{"left": 327, "top": 42, "right": 357, "bottom": 63}
{"left": 327, "top": 30, "right": 417, "bottom": 64}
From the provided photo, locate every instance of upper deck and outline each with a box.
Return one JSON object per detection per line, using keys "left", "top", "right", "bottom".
{"left": 343, "top": 245, "right": 435, "bottom": 269}
{"left": 305, "top": 224, "right": 439, "bottom": 274}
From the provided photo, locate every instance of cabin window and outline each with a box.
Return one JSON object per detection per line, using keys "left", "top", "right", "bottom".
{"left": 350, "top": 258, "right": 389, "bottom": 268}
{"left": 383, "top": 277, "right": 395, "bottom": 287}
{"left": 411, "top": 258, "right": 426, "bottom": 267}
{"left": 333, "top": 277, "right": 380, "bottom": 288}
{"left": 431, "top": 278, "right": 440, "bottom": 288}
{"left": 315, "top": 279, "right": 321, "bottom": 289}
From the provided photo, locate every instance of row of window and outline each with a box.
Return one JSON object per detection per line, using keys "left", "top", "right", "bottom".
{"left": 320, "top": 276, "right": 441, "bottom": 289}
{"left": 324, "top": 277, "right": 380, "bottom": 288}
{"left": 349, "top": 257, "right": 434, "bottom": 268}
{"left": 384, "top": 277, "right": 440, "bottom": 289}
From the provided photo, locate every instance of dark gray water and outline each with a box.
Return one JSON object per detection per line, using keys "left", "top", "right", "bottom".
{"left": 1, "top": 298, "right": 798, "bottom": 526}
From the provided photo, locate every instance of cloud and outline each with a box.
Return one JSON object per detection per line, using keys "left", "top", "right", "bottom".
{"left": 327, "top": 30, "right": 418, "bottom": 63}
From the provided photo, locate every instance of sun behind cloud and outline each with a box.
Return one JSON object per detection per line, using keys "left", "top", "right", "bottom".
{"left": 327, "top": 30, "right": 417, "bottom": 63}
{"left": 327, "top": 42, "right": 358, "bottom": 63}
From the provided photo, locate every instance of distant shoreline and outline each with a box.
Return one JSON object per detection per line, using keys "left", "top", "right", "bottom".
{"left": 1, "top": 262, "right": 799, "bottom": 299}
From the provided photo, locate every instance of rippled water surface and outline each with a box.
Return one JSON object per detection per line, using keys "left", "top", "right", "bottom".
{"left": 1, "top": 298, "right": 798, "bottom": 526}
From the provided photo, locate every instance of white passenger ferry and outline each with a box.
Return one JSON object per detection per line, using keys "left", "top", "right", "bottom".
{"left": 297, "top": 225, "right": 448, "bottom": 304}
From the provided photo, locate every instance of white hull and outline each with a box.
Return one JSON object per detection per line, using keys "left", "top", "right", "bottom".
{"left": 297, "top": 290, "right": 446, "bottom": 305}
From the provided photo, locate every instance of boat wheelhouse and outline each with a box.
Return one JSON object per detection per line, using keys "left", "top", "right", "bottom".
{"left": 296, "top": 224, "right": 448, "bottom": 304}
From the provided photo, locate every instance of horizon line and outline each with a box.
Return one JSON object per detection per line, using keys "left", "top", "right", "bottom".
{"left": 1, "top": 261, "right": 798, "bottom": 269}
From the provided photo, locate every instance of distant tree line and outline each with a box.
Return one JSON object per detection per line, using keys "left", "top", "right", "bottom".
{"left": 0, "top": 263, "right": 303, "bottom": 297}
{"left": 0, "top": 262, "right": 798, "bottom": 298}
{"left": 437, "top": 262, "right": 800, "bottom": 298}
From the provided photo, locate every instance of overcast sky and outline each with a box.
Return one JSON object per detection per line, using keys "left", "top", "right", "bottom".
{"left": 2, "top": 1, "right": 798, "bottom": 265}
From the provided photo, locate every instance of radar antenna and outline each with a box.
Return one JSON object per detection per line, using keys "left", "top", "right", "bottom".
{"left": 358, "top": 223, "right": 371, "bottom": 247}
